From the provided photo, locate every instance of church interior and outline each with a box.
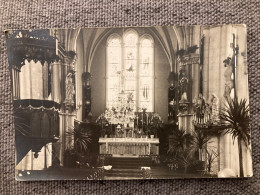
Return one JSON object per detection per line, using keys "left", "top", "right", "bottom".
{"left": 6, "top": 25, "right": 253, "bottom": 179}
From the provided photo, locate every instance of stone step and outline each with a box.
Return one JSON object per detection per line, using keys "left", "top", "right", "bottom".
{"left": 108, "top": 168, "right": 141, "bottom": 173}
{"left": 110, "top": 160, "right": 143, "bottom": 164}
{"left": 110, "top": 158, "right": 142, "bottom": 162}
{"left": 105, "top": 168, "right": 143, "bottom": 179}
{"left": 112, "top": 165, "right": 139, "bottom": 169}
{"left": 105, "top": 172, "right": 142, "bottom": 177}
{"left": 104, "top": 176, "right": 142, "bottom": 180}
{"left": 107, "top": 157, "right": 152, "bottom": 169}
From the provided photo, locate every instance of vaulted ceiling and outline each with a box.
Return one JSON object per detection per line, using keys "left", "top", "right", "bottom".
{"left": 58, "top": 26, "right": 201, "bottom": 72}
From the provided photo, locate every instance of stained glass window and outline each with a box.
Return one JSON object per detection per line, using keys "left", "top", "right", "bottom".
{"left": 139, "top": 37, "right": 154, "bottom": 111}
{"left": 106, "top": 31, "right": 154, "bottom": 112}
{"left": 106, "top": 35, "right": 122, "bottom": 109}
{"left": 123, "top": 30, "right": 138, "bottom": 110}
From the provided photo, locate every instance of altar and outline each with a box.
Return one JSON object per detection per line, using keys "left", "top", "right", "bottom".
{"left": 96, "top": 82, "right": 161, "bottom": 157}
{"left": 99, "top": 138, "right": 159, "bottom": 157}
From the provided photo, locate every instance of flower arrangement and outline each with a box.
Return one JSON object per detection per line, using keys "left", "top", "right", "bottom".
{"left": 97, "top": 92, "right": 135, "bottom": 125}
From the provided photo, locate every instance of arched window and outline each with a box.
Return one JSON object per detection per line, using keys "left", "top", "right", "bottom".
{"left": 123, "top": 30, "right": 138, "bottom": 109}
{"left": 139, "top": 36, "right": 154, "bottom": 111}
{"left": 106, "top": 30, "right": 154, "bottom": 111}
{"left": 106, "top": 34, "right": 122, "bottom": 109}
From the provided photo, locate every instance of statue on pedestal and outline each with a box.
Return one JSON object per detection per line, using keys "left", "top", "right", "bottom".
{"left": 193, "top": 93, "right": 206, "bottom": 119}
{"left": 178, "top": 65, "right": 189, "bottom": 113}
{"left": 179, "top": 65, "right": 189, "bottom": 102}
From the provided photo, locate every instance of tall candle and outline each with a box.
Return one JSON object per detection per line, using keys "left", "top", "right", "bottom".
{"left": 56, "top": 38, "right": 58, "bottom": 55}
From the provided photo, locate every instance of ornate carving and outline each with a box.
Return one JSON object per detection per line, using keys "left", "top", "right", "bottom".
{"left": 13, "top": 99, "right": 60, "bottom": 161}
{"left": 168, "top": 83, "right": 177, "bottom": 122}
{"left": 64, "top": 72, "right": 75, "bottom": 109}
{"left": 192, "top": 93, "right": 220, "bottom": 126}
{"left": 177, "top": 46, "right": 200, "bottom": 65}
{"left": 82, "top": 72, "right": 92, "bottom": 121}
{"left": 181, "top": 54, "right": 200, "bottom": 65}
{"left": 179, "top": 102, "right": 189, "bottom": 113}
{"left": 179, "top": 65, "right": 189, "bottom": 102}
{"left": 64, "top": 51, "right": 77, "bottom": 71}
{"left": 6, "top": 30, "right": 58, "bottom": 69}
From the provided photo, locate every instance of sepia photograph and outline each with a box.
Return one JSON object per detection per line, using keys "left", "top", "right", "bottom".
{"left": 5, "top": 25, "right": 252, "bottom": 180}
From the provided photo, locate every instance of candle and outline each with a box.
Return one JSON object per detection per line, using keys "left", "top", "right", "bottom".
{"left": 56, "top": 38, "right": 58, "bottom": 55}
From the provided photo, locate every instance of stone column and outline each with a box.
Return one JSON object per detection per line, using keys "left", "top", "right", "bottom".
{"left": 202, "top": 29, "right": 209, "bottom": 101}
{"left": 75, "top": 61, "right": 83, "bottom": 121}
{"left": 191, "top": 26, "right": 201, "bottom": 100}
{"left": 235, "top": 24, "right": 252, "bottom": 177}
{"left": 50, "top": 60, "right": 62, "bottom": 167}
{"left": 51, "top": 60, "right": 61, "bottom": 103}
{"left": 190, "top": 54, "right": 200, "bottom": 102}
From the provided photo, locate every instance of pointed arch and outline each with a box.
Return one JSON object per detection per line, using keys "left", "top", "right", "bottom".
{"left": 105, "top": 29, "right": 155, "bottom": 112}
{"left": 123, "top": 29, "right": 139, "bottom": 45}
{"left": 106, "top": 33, "right": 122, "bottom": 109}
{"left": 139, "top": 34, "right": 154, "bottom": 111}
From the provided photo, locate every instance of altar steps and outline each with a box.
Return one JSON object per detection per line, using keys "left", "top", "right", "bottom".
{"left": 104, "top": 157, "right": 151, "bottom": 179}
{"left": 105, "top": 169, "right": 142, "bottom": 179}
{"left": 107, "top": 157, "right": 151, "bottom": 169}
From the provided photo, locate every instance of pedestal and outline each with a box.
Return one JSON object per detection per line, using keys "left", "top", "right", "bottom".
{"left": 177, "top": 114, "right": 194, "bottom": 133}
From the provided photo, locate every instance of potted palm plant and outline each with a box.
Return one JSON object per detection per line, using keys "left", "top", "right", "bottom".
{"left": 206, "top": 149, "right": 219, "bottom": 175}
{"left": 190, "top": 129, "right": 213, "bottom": 174}
{"left": 192, "top": 129, "right": 213, "bottom": 159}
{"left": 65, "top": 124, "right": 92, "bottom": 168}
{"left": 66, "top": 125, "right": 92, "bottom": 152}
{"left": 220, "top": 97, "right": 250, "bottom": 177}
{"left": 167, "top": 128, "right": 194, "bottom": 173}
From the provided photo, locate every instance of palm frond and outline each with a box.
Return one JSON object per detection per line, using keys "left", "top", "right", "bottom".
{"left": 66, "top": 125, "right": 92, "bottom": 152}
{"left": 168, "top": 128, "right": 194, "bottom": 157}
{"left": 220, "top": 97, "right": 250, "bottom": 147}
{"left": 192, "top": 129, "right": 213, "bottom": 150}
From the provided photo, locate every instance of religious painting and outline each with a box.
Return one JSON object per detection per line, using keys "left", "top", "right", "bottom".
{"left": 5, "top": 24, "right": 252, "bottom": 180}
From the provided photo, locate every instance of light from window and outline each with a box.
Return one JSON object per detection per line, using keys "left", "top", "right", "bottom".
{"left": 106, "top": 31, "right": 154, "bottom": 112}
